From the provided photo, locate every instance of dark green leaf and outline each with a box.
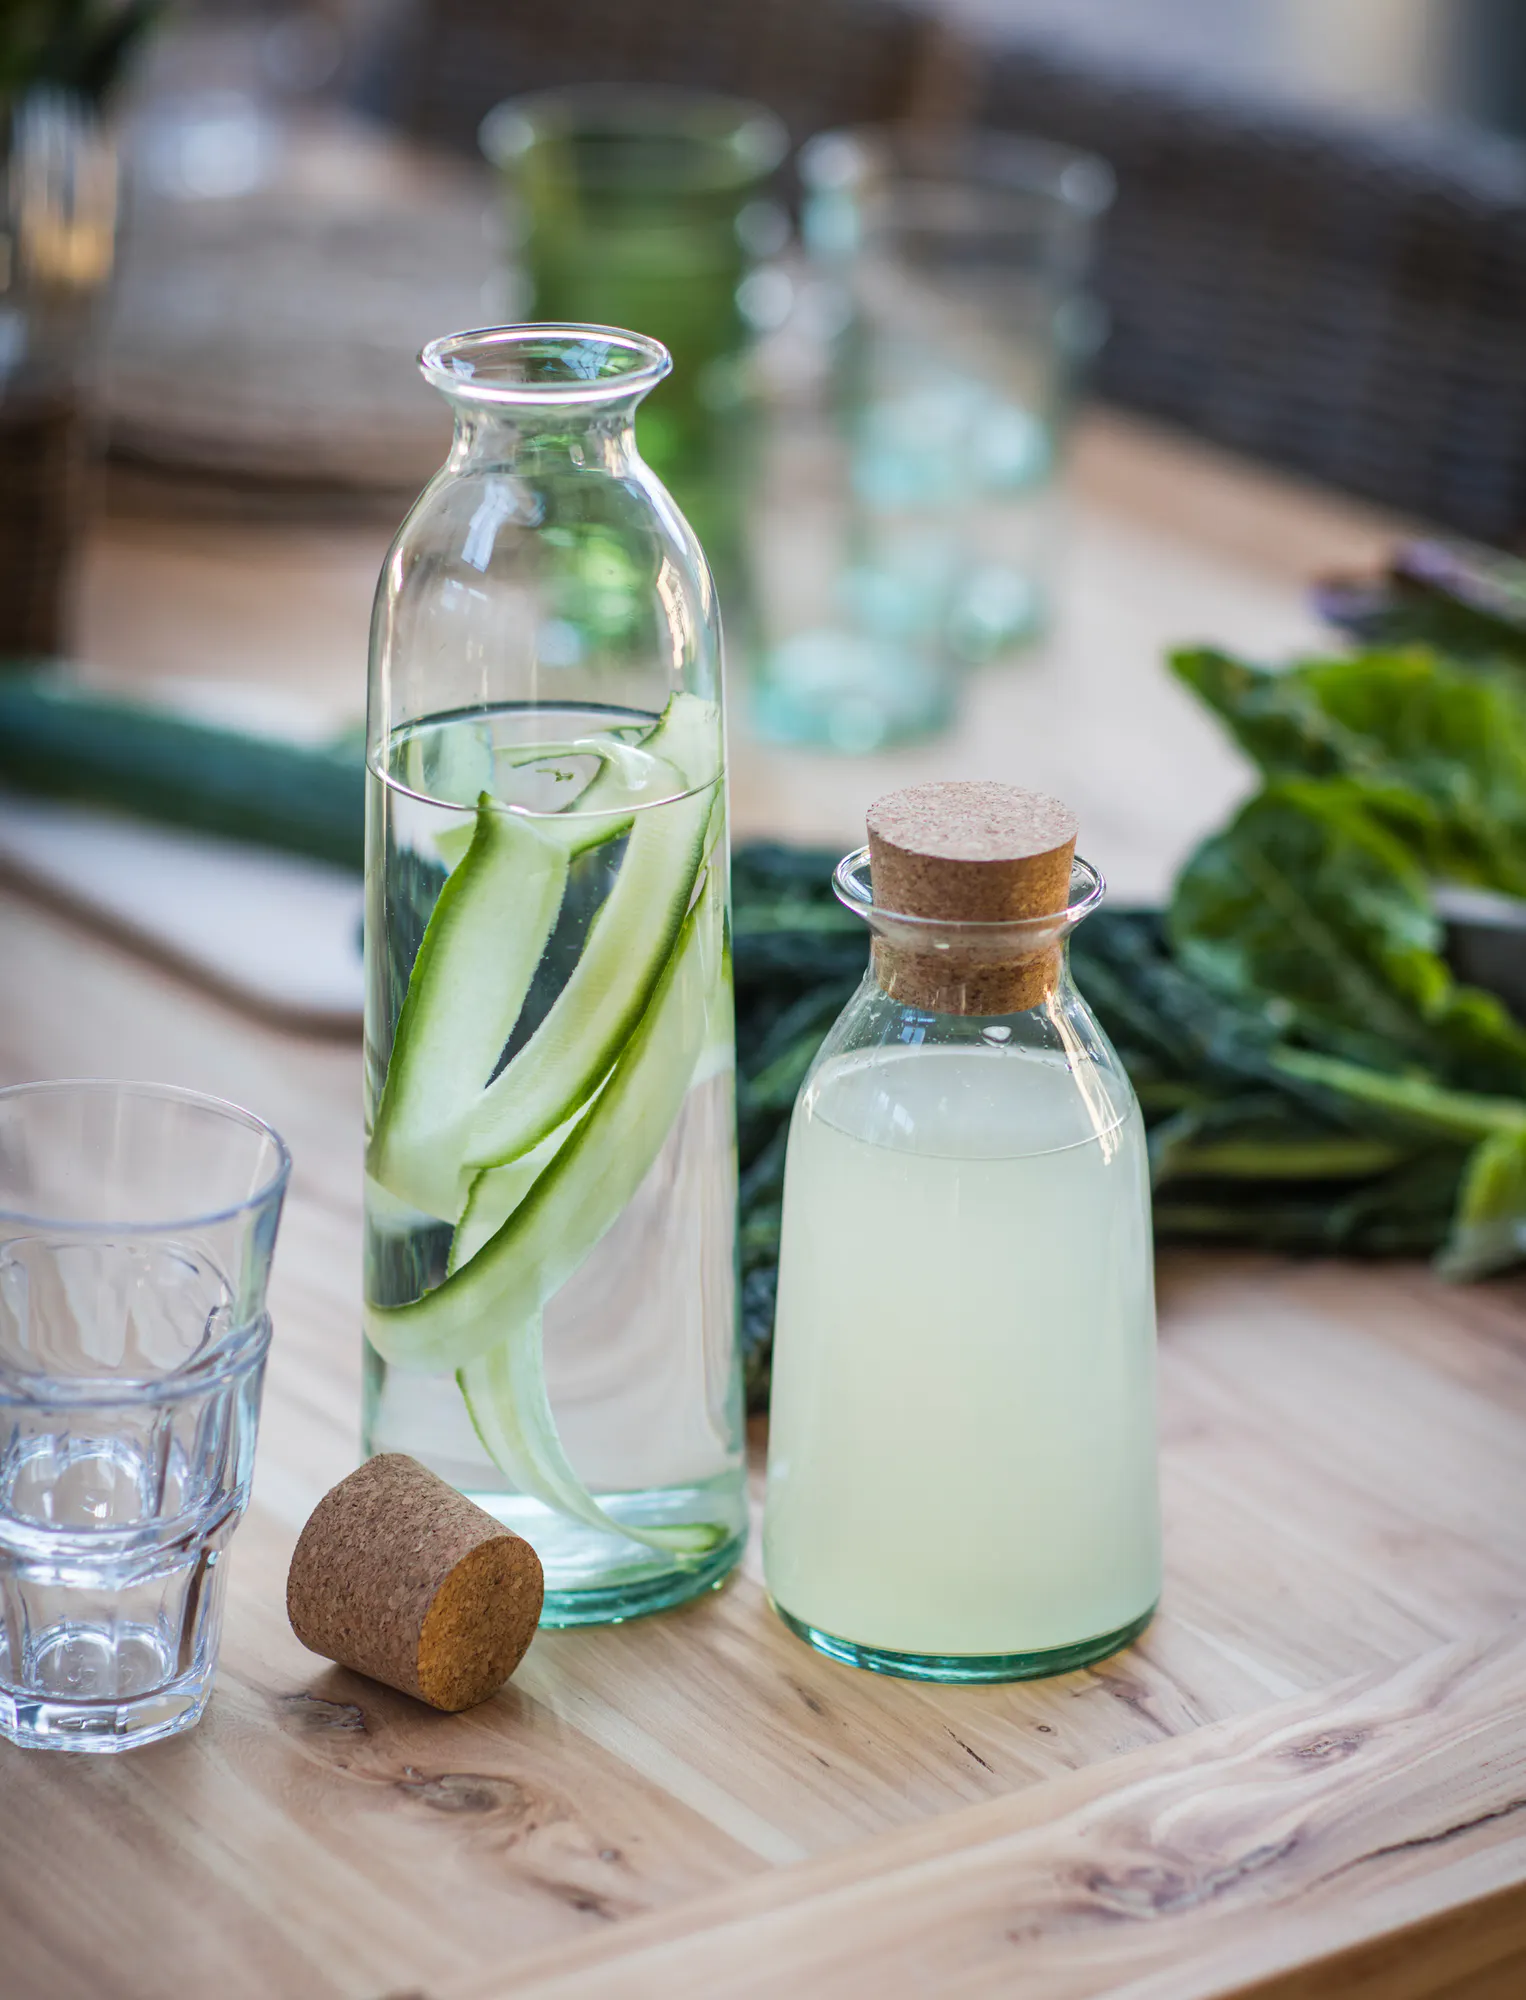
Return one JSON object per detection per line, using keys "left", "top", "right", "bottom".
{"left": 1169, "top": 779, "right": 1526, "bottom": 1094}
{"left": 1148, "top": 1094, "right": 1412, "bottom": 1183}
{"left": 1317, "top": 539, "right": 1526, "bottom": 664}
{"left": 1270, "top": 1047, "right": 1526, "bottom": 1144}
{"left": 1172, "top": 645, "right": 1526, "bottom": 894}
{"left": 1438, "top": 1126, "right": 1526, "bottom": 1279}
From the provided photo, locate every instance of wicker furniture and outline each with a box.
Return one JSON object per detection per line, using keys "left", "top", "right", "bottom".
{"left": 355, "top": 0, "right": 1526, "bottom": 543}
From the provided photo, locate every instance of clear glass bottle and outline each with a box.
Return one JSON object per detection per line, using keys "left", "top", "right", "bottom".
{"left": 763, "top": 795, "right": 1160, "bottom": 1681}
{"left": 362, "top": 325, "right": 745, "bottom": 1626}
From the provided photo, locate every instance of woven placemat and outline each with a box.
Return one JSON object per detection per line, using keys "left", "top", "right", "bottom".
{"left": 105, "top": 120, "right": 495, "bottom": 494}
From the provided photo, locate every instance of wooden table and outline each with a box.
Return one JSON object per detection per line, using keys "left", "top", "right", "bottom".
{"left": 4, "top": 415, "right": 1526, "bottom": 1998}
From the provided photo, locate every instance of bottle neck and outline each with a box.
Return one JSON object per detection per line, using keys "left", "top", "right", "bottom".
{"left": 833, "top": 841, "right": 1101, "bottom": 1021}
{"left": 444, "top": 397, "right": 644, "bottom": 477}
{"left": 869, "top": 932, "right": 1070, "bottom": 1016}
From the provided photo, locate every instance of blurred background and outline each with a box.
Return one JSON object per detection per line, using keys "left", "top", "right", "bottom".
{"left": 8, "top": 0, "right": 1523, "bottom": 520}
{"left": 4, "top": 0, "right": 1526, "bottom": 982}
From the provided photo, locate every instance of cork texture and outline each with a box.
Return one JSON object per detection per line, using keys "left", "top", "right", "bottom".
{"left": 286, "top": 1453, "right": 544, "bottom": 1713}
{"left": 865, "top": 782, "right": 1078, "bottom": 1014}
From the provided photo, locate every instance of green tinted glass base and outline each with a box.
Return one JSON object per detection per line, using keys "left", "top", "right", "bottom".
{"left": 540, "top": 1531, "right": 746, "bottom": 1628}
{"left": 770, "top": 1599, "right": 1157, "bottom": 1684}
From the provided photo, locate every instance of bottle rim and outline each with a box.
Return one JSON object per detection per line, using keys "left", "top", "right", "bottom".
{"left": 419, "top": 324, "right": 673, "bottom": 408}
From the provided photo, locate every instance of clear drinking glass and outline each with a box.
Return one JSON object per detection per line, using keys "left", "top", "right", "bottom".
{"left": 363, "top": 325, "right": 746, "bottom": 1626}
{"left": 763, "top": 851, "right": 1160, "bottom": 1682}
{"left": 748, "top": 129, "right": 1112, "bottom": 751}
{"left": 0, "top": 1080, "right": 289, "bottom": 1751}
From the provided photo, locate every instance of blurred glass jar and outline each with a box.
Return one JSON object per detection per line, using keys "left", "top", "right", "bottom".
{"left": 747, "top": 128, "right": 1112, "bottom": 754}
{"left": 480, "top": 87, "right": 788, "bottom": 549}
{"left": 0, "top": 91, "right": 118, "bottom": 662}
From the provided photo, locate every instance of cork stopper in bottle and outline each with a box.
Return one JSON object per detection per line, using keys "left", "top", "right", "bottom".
{"left": 865, "top": 782, "right": 1079, "bottom": 1013}
{"left": 286, "top": 1453, "right": 544, "bottom": 1713}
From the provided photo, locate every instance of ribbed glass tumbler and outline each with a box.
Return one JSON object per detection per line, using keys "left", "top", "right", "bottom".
{"left": 0, "top": 1081, "right": 289, "bottom": 1752}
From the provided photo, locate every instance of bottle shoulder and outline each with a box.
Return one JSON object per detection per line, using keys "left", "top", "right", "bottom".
{"left": 386, "top": 454, "right": 707, "bottom": 576}
{"left": 797, "top": 976, "right": 1138, "bottom": 1159}
{"left": 368, "top": 457, "right": 721, "bottom": 726}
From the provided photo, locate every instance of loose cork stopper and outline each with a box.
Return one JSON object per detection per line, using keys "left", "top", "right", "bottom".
{"left": 286, "top": 1454, "right": 544, "bottom": 1713}
{"left": 865, "top": 782, "right": 1079, "bottom": 1013}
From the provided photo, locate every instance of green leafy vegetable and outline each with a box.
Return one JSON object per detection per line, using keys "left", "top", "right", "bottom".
{"left": 1317, "top": 540, "right": 1526, "bottom": 665}
{"left": 1169, "top": 778, "right": 1526, "bottom": 1093}
{"left": 1167, "top": 612, "right": 1526, "bottom": 1281}
{"left": 1174, "top": 646, "right": 1526, "bottom": 894}
{"left": 1441, "top": 1127, "right": 1526, "bottom": 1279}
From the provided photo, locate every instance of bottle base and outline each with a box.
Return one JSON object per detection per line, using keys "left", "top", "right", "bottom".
{"left": 769, "top": 1599, "right": 1158, "bottom": 1684}
{"left": 540, "top": 1529, "right": 746, "bottom": 1627}
{"left": 461, "top": 1479, "right": 748, "bottom": 1628}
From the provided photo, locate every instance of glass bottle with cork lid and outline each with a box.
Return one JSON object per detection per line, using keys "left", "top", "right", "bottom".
{"left": 762, "top": 781, "right": 1161, "bottom": 1682}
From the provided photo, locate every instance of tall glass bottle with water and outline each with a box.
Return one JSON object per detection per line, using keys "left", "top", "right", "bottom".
{"left": 362, "top": 325, "right": 745, "bottom": 1625}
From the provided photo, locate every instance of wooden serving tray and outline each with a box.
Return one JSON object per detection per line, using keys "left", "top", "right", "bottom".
{"left": 3, "top": 882, "right": 1525, "bottom": 2000}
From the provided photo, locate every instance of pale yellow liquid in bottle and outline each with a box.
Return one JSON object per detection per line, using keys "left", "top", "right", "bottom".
{"left": 764, "top": 1043, "right": 1161, "bottom": 1662}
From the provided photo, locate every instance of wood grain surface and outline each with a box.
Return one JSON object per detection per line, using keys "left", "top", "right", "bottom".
{"left": 4, "top": 879, "right": 1525, "bottom": 2000}
{"left": 3, "top": 413, "right": 1523, "bottom": 1998}
{"left": 437, "top": 1630, "right": 1526, "bottom": 2000}
{"left": 1224, "top": 1880, "right": 1526, "bottom": 2000}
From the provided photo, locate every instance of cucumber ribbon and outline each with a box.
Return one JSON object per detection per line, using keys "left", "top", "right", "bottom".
{"left": 366, "top": 692, "right": 729, "bottom": 1558}
{"left": 368, "top": 806, "right": 569, "bottom": 1221}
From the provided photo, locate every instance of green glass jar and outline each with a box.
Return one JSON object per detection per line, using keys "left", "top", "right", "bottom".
{"left": 480, "top": 86, "right": 787, "bottom": 541}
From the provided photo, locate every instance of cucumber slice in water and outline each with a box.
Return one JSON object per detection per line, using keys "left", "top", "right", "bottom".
{"left": 431, "top": 735, "right": 663, "bottom": 873}
{"left": 368, "top": 691, "right": 729, "bottom": 1555}
{"left": 448, "top": 1111, "right": 586, "bottom": 1274}
{"left": 460, "top": 870, "right": 729, "bottom": 1557}
{"left": 370, "top": 699, "right": 710, "bottom": 1221}
{"left": 368, "top": 801, "right": 568, "bottom": 1222}
{"left": 459, "top": 1320, "right": 726, "bottom": 1558}
{"left": 466, "top": 694, "right": 722, "bottom": 1171}
{"left": 366, "top": 866, "right": 720, "bottom": 1373}
{"left": 464, "top": 787, "right": 713, "bottom": 1172}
